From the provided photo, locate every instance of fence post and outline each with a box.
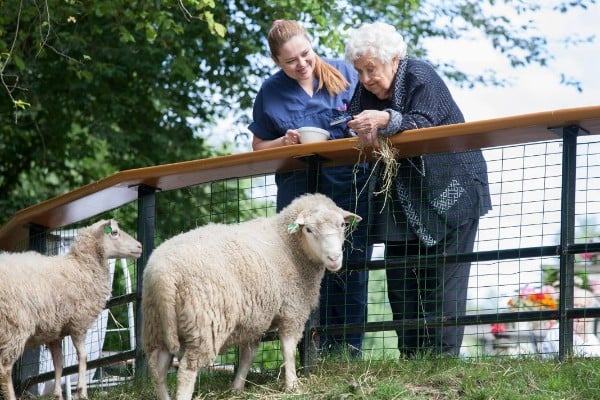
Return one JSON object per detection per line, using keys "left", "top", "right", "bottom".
{"left": 556, "top": 124, "right": 582, "bottom": 359}
{"left": 134, "top": 185, "right": 157, "bottom": 381}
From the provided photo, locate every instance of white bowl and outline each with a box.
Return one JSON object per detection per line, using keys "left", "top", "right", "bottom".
{"left": 297, "top": 127, "right": 330, "bottom": 143}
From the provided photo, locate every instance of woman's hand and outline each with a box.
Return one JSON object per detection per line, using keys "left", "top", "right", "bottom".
{"left": 281, "top": 129, "right": 300, "bottom": 146}
{"left": 252, "top": 129, "right": 300, "bottom": 150}
{"left": 347, "top": 110, "right": 389, "bottom": 150}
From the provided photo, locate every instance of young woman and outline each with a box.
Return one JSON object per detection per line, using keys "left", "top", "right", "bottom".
{"left": 249, "top": 20, "right": 372, "bottom": 357}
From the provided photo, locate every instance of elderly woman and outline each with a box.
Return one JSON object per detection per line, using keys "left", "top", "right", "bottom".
{"left": 345, "top": 22, "right": 492, "bottom": 357}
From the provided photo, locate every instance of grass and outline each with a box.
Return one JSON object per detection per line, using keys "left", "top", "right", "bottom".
{"left": 36, "top": 356, "right": 600, "bottom": 400}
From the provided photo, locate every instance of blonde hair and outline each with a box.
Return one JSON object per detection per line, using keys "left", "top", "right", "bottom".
{"left": 268, "top": 20, "right": 349, "bottom": 96}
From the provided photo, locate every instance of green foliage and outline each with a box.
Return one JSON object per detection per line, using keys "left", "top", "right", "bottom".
{"left": 0, "top": 0, "right": 229, "bottom": 225}
{"left": 153, "top": 177, "right": 274, "bottom": 242}
{"left": 103, "top": 257, "right": 138, "bottom": 353}
{"left": 543, "top": 267, "right": 591, "bottom": 291}
{"left": 364, "top": 269, "right": 400, "bottom": 359}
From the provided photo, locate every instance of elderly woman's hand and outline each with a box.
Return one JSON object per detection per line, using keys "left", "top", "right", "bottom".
{"left": 347, "top": 110, "right": 390, "bottom": 150}
{"left": 353, "top": 126, "right": 380, "bottom": 150}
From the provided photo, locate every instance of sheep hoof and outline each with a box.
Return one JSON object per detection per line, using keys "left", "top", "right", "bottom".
{"left": 284, "top": 380, "right": 300, "bottom": 393}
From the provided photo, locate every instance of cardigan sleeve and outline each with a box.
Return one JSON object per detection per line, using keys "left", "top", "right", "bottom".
{"left": 377, "top": 109, "right": 403, "bottom": 136}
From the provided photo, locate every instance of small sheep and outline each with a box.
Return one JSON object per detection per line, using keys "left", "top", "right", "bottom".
{"left": 0, "top": 219, "right": 142, "bottom": 400}
{"left": 142, "top": 193, "right": 361, "bottom": 400}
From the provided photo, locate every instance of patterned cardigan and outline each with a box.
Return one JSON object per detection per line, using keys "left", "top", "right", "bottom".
{"left": 348, "top": 57, "right": 492, "bottom": 246}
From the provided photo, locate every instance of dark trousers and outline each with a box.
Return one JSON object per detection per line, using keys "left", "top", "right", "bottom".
{"left": 384, "top": 219, "right": 479, "bottom": 357}
{"left": 319, "top": 268, "right": 368, "bottom": 356}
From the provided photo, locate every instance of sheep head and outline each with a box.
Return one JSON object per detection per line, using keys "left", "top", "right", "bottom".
{"left": 288, "top": 204, "right": 361, "bottom": 272}
{"left": 95, "top": 219, "right": 143, "bottom": 259}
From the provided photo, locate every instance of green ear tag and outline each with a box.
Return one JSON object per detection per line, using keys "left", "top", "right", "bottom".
{"left": 287, "top": 223, "right": 299, "bottom": 234}
{"left": 104, "top": 225, "right": 113, "bottom": 234}
{"left": 349, "top": 216, "right": 359, "bottom": 229}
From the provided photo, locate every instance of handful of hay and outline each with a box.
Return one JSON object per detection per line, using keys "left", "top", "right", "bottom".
{"left": 372, "top": 136, "right": 399, "bottom": 198}
{"left": 354, "top": 135, "right": 399, "bottom": 211}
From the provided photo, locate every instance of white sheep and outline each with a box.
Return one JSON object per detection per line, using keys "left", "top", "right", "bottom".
{"left": 0, "top": 219, "right": 142, "bottom": 400}
{"left": 142, "top": 193, "right": 361, "bottom": 400}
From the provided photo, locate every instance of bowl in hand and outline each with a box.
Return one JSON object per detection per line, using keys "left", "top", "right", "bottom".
{"left": 297, "top": 127, "right": 330, "bottom": 144}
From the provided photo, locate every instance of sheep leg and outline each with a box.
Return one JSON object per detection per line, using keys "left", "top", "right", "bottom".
{"left": 231, "top": 341, "right": 259, "bottom": 390}
{"left": 71, "top": 333, "right": 89, "bottom": 399}
{"left": 0, "top": 361, "right": 17, "bottom": 400}
{"left": 175, "top": 356, "right": 198, "bottom": 400}
{"left": 148, "top": 348, "right": 173, "bottom": 400}
{"left": 280, "top": 335, "right": 299, "bottom": 391}
{"left": 47, "top": 339, "right": 65, "bottom": 400}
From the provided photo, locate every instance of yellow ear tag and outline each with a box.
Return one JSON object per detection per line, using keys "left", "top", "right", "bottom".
{"left": 287, "top": 223, "right": 299, "bottom": 234}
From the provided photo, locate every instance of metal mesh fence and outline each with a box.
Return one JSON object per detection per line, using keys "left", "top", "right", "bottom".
{"left": 9, "top": 134, "right": 600, "bottom": 397}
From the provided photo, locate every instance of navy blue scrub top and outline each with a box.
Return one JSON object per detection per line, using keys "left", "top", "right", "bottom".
{"left": 249, "top": 59, "right": 371, "bottom": 265}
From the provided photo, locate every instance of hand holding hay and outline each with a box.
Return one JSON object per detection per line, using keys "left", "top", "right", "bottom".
{"left": 347, "top": 109, "right": 391, "bottom": 151}
{"left": 348, "top": 113, "right": 399, "bottom": 209}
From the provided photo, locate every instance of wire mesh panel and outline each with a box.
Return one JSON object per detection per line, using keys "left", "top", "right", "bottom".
{"left": 315, "top": 136, "right": 600, "bottom": 361}
{"left": 7, "top": 131, "right": 600, "bottom": 398}
{"left": 468, "top": 137, "right": 600, "bottom": 358}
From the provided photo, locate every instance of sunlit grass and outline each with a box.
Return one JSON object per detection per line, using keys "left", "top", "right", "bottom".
{"left": 35, "top": 356, "right": 598, "bottom": 400}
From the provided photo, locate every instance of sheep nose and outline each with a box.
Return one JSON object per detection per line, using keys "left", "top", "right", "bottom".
{"left": 326, "top": 254, "right": 343, "bottom": 271}
{"left": 328, "top": 253, "right": 341, "bottom": 262}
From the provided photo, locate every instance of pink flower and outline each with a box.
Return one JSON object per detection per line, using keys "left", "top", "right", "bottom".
{"left": 588, "top": 278, "right": 600, "bottom": 295}
{"left": 541, "top": 285, "right": 557, "bottom": 297}
{"left": 580, "top": 239, "right": 599, "bottom": 261}
{"left": 519, "top": 285, "right": 536, "bottom": 297}
{"left": 490, "top": 323, "right": 506, "bottom": 335}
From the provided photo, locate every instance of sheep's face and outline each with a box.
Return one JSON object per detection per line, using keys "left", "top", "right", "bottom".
{"left": 290, "top": 206, "right": 361, "bottom": 271}
{"left": 98, "top": 219, "right": 143, "bottom": 259}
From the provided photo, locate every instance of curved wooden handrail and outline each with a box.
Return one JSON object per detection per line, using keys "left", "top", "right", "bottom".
{"left": 1, "top": 105, "right": 599, "bottom": 250}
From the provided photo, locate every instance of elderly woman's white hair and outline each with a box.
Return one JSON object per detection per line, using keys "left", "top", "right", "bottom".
{"left": 345, "top": 22, "right": 408, "bottom": 64}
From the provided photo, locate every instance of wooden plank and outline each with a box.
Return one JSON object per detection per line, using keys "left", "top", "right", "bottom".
{"left": 1, "top": 105, "right": 599, "bottom": 250}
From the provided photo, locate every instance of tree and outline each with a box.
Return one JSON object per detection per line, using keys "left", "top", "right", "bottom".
{"left": 0, "top": 0, "right": 596, "bottom": 227}
{"left": 0, "top": 1, "right": 231, "bottom": 227}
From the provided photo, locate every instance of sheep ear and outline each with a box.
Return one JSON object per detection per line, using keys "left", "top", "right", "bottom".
{"left": 104, "top": 220, "right": 118, "bottom": 235}
{"left": 287, "top": 223, "right": 300, "bottom": 234}
{"left": 294, "top": 212, "right": 306, "bottom": 225}
{"left": 288, "top": 213, "right": 306, "bottom": 234}
{"left": 343, "top": 212, "right": 362, "bottom": 229}
{"left": 343, "top": 212, "right": 361, "bottom": 223}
